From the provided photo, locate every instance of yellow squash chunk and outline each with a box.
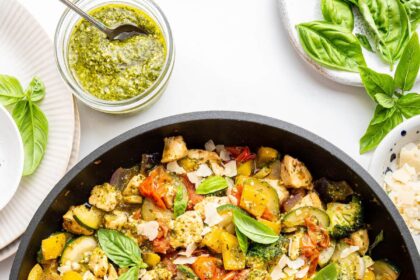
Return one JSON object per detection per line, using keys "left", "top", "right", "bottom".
{"left": 221, "top": 232, "right": 245, "bottom": 270}
{"left": 41, "top": 233, "right": 67, "bottom": 261}
{"left": 363, "top": 271, "right": 376, "bottom": 280}
{"left": 27, "top": 264, "right": 43, "bottom": 280}
{"left": 258, "top": 219, "right": 281, "bottom": 234}
{"left": 237, "top": 160, "right": 254, "bottom": 176}
{"left": 202, "top": 227, "right": 225, "bottom": 253}
{"left": 257, "top": 147, "right": 279, "bottom": 168}
{"left": 239, "top": 184, "right": 268, "bottom": 217}
{"left": 62, "top": 271, "right": 82, "bottom": 280}
{"left": 142, "top": 252, "right": 161, "bottom": 267}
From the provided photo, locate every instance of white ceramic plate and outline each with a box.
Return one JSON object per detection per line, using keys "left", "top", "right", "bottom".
{"left": 0, "top": 0, "right": 75, "bottom": 249}
{"left": 278, "top": 0, "right": 419, "bottom": 87}
{"left": 369, "top": 115, "right": 420, "bottom": 251}
{"left": 0, "top": 105, "right": 23, "bottom": 211}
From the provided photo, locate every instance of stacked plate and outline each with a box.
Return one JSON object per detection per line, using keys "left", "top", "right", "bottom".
{"left": 0, "top": 0, "right": 80, "bottom": 260}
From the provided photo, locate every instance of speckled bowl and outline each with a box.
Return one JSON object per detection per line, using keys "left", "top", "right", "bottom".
{"left": 369, "top": 115, "right": 420, "bottom": 249}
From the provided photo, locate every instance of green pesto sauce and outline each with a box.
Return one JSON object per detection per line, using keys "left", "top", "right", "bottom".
{"left": 68, "top": 4, "right": 166, "bottom": 101}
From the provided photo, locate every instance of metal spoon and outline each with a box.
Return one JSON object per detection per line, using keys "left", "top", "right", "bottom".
{"left": 59, "top": 0, "right": 148, "bottom": 41}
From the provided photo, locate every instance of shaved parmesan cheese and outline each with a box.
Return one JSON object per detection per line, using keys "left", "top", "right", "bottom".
{"left": 284, "top": 267, "right": 297, "bottom": 276}
{"left": 270, "top": 255, "right": 289, "bottom": 280}
{"left": 228, "top": 195, "right": 238, "bottom": 205}
{"left": 167, "top": 161, "right": 186, "bottom": 174}
{"left": 187, "top": 172, "right": 202, "bottom": 187}
{"left": 205, "top": 140, "right": 216, "bottom": 152}
{"left": 173, "top": 256, "right": 198, "bottom": 265}
{"left": 215, "top": 144, "right": 225, "bottom": 154}
{"left": 204, "top": 202, "right": 224, "bottom": 226}
{"left": 201, "top": 226, "right": 212, "bottom": 236}
{"left": 340, "top": 246, "right": 360, "bottom": 259}
{"left": 210, "top": 161, "right": 225, "bottom": 176}
{"left": 295, "top": 266, "right": 309, "bottom": 279}
{"left": 220, "top": 149, "right": 231, "bottom": 161}
{"left": 179, "top": 243, "right": 197, "bottom": 257}
{"left": 137, "top": 221, "right": 160, "bottom": 241}
{"left": 356, "top": 256, "right": 366, "bottom": 279}
{"left": 286, "top": 257, "right": 305, "bottom": 270}
{"left": 393, "top": 163, "right": 416, "bottom": 183}
{"left": 223, "top": 161, "right": 237, "bottom": 177}
{"left": 399, "top": 142, "right": 420, "bottom": 172}
{"left": 196, "top": 164, "right": 213, "bottom": 177}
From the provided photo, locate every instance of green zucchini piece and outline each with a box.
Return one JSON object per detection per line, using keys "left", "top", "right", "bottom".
{"left": 73, "top": 205, "right": 103, "bottom": 230}
{"left": 318, "top": 240, "right": 336, "bottom": 267}
{"left": 282, "top": 206, "right": 330, "bottom": 230}
{"left": 177, "top": 265, "right": 199, "bottom": 280}
{"left": 60, "top": 236, "right": 97, "bottom": 265}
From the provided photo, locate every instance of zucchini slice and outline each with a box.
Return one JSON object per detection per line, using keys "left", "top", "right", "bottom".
{"left": 372, "top": 260, "right": 400, "bottom": 280}
{"left": 60, "top": 236, "right": 97, "bottom": 265}
{"left": 73, "top": 205, "right": 103, "bottom": 230}
{"left": 177, "top": 265, "right": 199, "bottom": 280}
{"left": 318, "top": 240, "right": 336, "bottom": 267}
{"left": 282, "top": 206, "right": 330, "bottom": 230}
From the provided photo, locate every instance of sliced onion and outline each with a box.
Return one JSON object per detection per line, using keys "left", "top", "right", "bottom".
{"left": 195, "top": 164, "right": 213, "bottom": 177}
{"left": 223, "top": 161, "right": 237, "bottom": 177}
{"left": 286, "top": 257, "right": 305, "bottom": 270}
{"left": 205, "top": 140, "right": 216, "bottom": 152}
{"left": 340, "top": 246, "right": 360, "bottom": 259}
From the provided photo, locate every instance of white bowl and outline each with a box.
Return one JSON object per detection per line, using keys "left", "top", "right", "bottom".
{"left": 0, "top": 105, "right": 24, "bottom": 211}
{"left": 369, "top": 115, "right": 420, "bottom": 250}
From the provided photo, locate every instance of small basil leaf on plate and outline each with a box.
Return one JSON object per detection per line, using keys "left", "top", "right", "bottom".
{"left": 343, "top": 0, "right": 358, "bottom": 5}
{"left": 118, "top": 266, "right": 139, "bottom": 280}
{"left": 296, "top": 21, "right": 366, "bottom": 72}
{"left": 321, "top": 0, "right": 354, "bottom": 30}
{"left": 174, "top": 184, "right": 188, "bottom": 217}
{"left": 359, "top": 66, "right": 394, "bottom": 99}
{"left": 374, "top": 93, "right": 395, "bottom": 108}
{"left": 396, "top": 93, "right": 420, "bottom": 118}
{"left": 0, "top": 75, "right": 25, "bottom": 106}
{"left": 370, "top": 106, "right": 397, "bottom": 125}
{"left": 401, "top": 0, "right": 420, "bottom": 30}
{"left": 232, "top": 209, "right": 279, "bottom": 244}
{"left": 196, "top": 176, "right": 228, "bottom": 195}
{"left": 12, "top": 101, "right": 48, "bottom": 176}
{"left": 26, "top": 77, "right": 46, "bottom": 102}
{"left": 98, "top": 229, "right": 147, "bottom": 268}
{"left": 360, "top": 107, "right": 403, "bottom": 153}
{"left": 394, "top": 32, "right": 420, "bottom": 92}
{"left": 356, "top": 33, "right": 374, "bottom": 52}
{"left": 358, "top": 0, "right": 410, "bottom": 66}
{"left": 235, "top": 227, "right": 249, "bottom": 254}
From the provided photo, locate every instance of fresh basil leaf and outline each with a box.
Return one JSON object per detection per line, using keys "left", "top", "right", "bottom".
{"left": 396, "top": 93, "right": 420, "bottom": 118}
{"left": 358, "top": 0, "right": 410, "bottom": 66}
{"left": 368, "top": 230, "right": 384, "bottom": 255}
{"left": 296, "top": 21, "right": 366, "bottom": 72}
{"left": 0, "top": 75, "right": 25, "bottom": 106}
{"left": 26, "top": 77, "right": 46, "bottom": 102}
{"left": 370, "top": 106, "right": 397, "bottom": 125}
{"left": 98, "top": 229, "right": 147, "bottom": 268}
{"left": 344, "top": 0, "right": 358, "bottom": 5}
{"left": 356, "top": 33, "right": 374, "bottom": 52}
{"left": 235, "top": 227, "right": 249, "bottom": 254}
{"left": 359, "top": 66, "right": 394, "bottom": 100}
{"left": 321, "top": 0, "right": 354, "bottom": 30}
{"left": 118, "top": 266, "right": 139, "bottom": 280}
{"left": 401, "top": 0, "right": 420, "bottom": 30}
{"left": 360, "top": 107, "right": 403, "bottom": 153}
{"left": 174, "top": 184, "right": 188, "bottom": 218}
{"left": 232, "top": 209, "right": 279, "bottom": 244}
{"left": 394, "top": 32, "right": 420, "bottom": 92}
{"left": 375, "top": 93, "right": 395, "bottom": 108}
{"left": 196, "top": 176, "right": 228, "bottom": 195}
{"left": 12, "top": 101, "right": 48, "bottom": 176}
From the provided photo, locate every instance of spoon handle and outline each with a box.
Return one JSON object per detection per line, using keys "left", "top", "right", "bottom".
{"left": 59, "top": 0, "right": 111, "bottom": 35}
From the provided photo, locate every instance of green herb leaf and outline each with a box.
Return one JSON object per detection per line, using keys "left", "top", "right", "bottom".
{"left": 358, "top": 0, "right": 410, "bottom": 66}
{"left": 360, "top": 107, "right": 403, "bottom": 153}
{"left": 344, "top": 0, "right": 358, "bottom": 5}
{"left": 25, "top": 77, "right": 46, "bottom": 102}
{"left": 370, "top": 106, "right": 397, "bottom": 125}
{"left": 196, "top": 176, "right": 228, "bottom": 195}
{"left": 394, "top": 32, "right": 420, "bottom": 92}
{"left": 368, "top": 230, "right": 384, "bottom": 255}
{"left": 12, "top": 101, "right": 48, "bottom": 176}
{"left": 375, "top": 93, "right": 395, "bottom": 108}
{"left": 359, "top": 66, "right": 394, "bottom": 100}
{"left": 401, "top": 0, "right": 420, "bottom": 30}
{"left": 356, "top": 33, "right": 374, "bottom": 52}
{"left": 235, "top": 227, "right": 249, "bottom": 254}
{"left": 118, "top": 266, "right": 139, "bottom": 280}
{"left": 313, "top": 263, "right": 339, "bottom": 280}
{"left": 98, "top": 229, "right": 147, "bottom": 268}
{"left": 174, "top": 184, "right": 188, "bottom": 217}
{"left": 396, "top": 93, "right": 420, "bottom": 118}
{"left": 232, "top": 209, "right": 279, "bottom": 244}
{"left": 296, "top": 21, "right": 366, "bottom": 72}
{"left": 0, "top": 75, "right": 25, "bottom": 106}
{"left": 321, "top": 0, "right": 354, "bottom": 30}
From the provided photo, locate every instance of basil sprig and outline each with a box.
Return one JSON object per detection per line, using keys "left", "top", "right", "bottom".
{"left": 0, "top": 75, "right": 48, "bottom": 175}
{"left": 233, "top": 209, "right": 279, "bottom": 244}
{"left": 235, "top": 226, "right": 249, "bottom": 254}
{"left": 174, "top": 184, "right": 188, "bottom": 217}
{"left": 98, "top": 229, "right": 147, "bottom": 279}
{"left": 359, "top": 32, "right": 420, "bottom": 153}
{"left": 356, "top": 34, "right": 375, "bottom": 52}
{"left": 321, "top": 0, "right": 354, "bottom": 30}
{"left": 196, "top": 176, "right": 228, "bottom": 194}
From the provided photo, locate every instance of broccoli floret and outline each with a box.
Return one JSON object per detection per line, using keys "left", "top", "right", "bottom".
{"left": 314, "top": 177, "right": 354, "bottom": 203}
{"left": 326, "top": 196, "right": 364, "bottom": 239}
{"left": 246, "top": 236, "right": 288, "bottom": 269}
{"left": 247, "top": 269, "right": 271, "bottom": 280}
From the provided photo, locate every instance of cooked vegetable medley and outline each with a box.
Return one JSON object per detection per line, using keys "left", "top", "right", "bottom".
{"left": 29, "top": 137, "right": 399, "bottom": 280}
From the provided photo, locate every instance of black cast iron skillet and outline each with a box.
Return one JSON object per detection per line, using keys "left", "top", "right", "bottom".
{"left": 11, "top": 111, "right": 420, "bottom": 279}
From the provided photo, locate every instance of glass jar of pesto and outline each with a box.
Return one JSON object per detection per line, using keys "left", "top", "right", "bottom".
{"left": 55, "top": 0, "right": 174, "bottom": 114}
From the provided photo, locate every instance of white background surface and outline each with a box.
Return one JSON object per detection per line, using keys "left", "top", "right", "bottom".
{"left": 1, "top": 0, "right": 419, "bottom": 278}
